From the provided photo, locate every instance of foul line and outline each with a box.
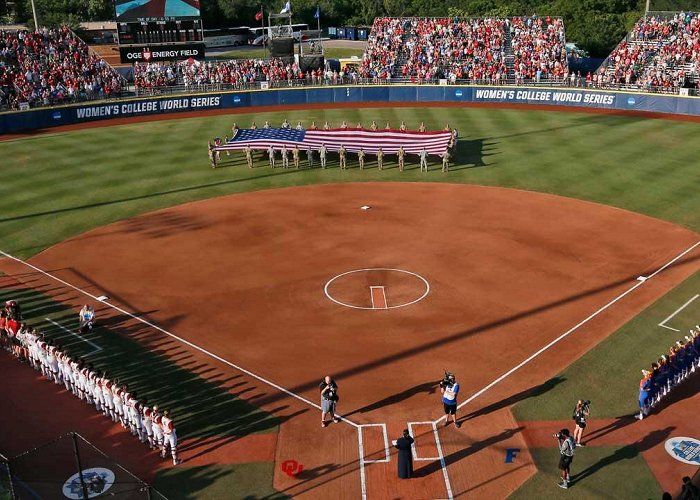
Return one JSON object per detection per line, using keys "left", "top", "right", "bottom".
{"left": 0, "top": 250, "right": 360, "bottom": 430}
{"left": 45, "top": 317, "right": 102, "bottom": 355}
{"left": 406, "top": 421, "right": 453, "bottom": 499}
{"left": 658, "top": 294, "right": 699, "bottom": 332}
{"left": 407, "top": 421, "right": 440, "bottom": 461}
{"left": 433, "top": 239, "right": 700, "bottom": 423}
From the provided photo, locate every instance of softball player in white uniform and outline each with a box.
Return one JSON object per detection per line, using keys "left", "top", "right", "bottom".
{"left": 141, "top": 400, "right": 154, "bottom": 448}
{"left": 102, "top": 375, "right": 115, "bottom": 421}
{"left": 160, "top": 410, "right": 181, "bottom": 465}
{"left": 152, "top": 407, "right": 164, "bottom": 450}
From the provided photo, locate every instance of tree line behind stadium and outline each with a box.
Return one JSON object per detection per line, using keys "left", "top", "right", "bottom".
{"left": 5, "top": 0, "right": 700, "bottom": 56}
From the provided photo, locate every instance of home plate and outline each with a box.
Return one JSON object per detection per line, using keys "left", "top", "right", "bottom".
{"left": 360, "top": 205, "right": 371, "bottom": 210}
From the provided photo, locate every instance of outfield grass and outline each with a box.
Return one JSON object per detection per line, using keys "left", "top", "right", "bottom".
{"left": 510, "top": 446, "right": 662, "bottom": 499}
{"left": 1, "top": 106, "right": 699, "bottom": 498}
{"left": 1, "top": 108, "right": 698, "bottom": 260}
{"left": 214, "top": 46, "right": 364, "bottom": 60}
{"left": 513, "top": 269, "right": 700, "bottom": 421}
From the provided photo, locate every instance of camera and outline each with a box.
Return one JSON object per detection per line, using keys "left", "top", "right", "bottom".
{"left": 553, "top": 432, "right": 565, "bottom": 440}
{"left": 439, "top": 370, "right": 455, "bottom": 389}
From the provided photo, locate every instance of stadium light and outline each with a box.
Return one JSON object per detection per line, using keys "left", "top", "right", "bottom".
{"left": 30, "top": 0, "right": 39, "bottom": 31}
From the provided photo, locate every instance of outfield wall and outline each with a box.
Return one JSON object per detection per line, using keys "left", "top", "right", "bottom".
{"left": 2, "top": 85, "right": 700, "bottom": 134}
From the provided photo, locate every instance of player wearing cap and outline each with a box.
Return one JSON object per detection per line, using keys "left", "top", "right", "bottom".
{"left": 160, "top": 410, "right": 182, "bottom": 465}
{"left": 635, "top": 370, "right": 652, "bottom": 420}
{"left": 102, "top": 372, "right": 115, "bottom": 421}
{"left": 152, "top": 406, "right": 164, "bottom": 451}
{"left": 141, "top": 398, "right": 155, "bottom": 448}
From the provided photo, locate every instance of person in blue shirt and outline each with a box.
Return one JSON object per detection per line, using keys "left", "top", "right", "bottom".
{"left": 440, "top": 373, "right": 461, "bottom": 428}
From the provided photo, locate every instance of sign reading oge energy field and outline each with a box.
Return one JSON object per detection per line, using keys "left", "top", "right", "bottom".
{"left": 74, "top": 96, "right": 222, "bottom": 119}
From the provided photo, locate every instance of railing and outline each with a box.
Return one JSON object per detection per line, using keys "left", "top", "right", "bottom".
{"left": 3, "top": 74, "right": 697, "bottom": 112}
{"left": 132, "top": 75, "right": 697, "bottom": 97}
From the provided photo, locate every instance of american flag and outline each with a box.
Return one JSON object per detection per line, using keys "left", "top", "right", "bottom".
{"left": 215, "top": 128, "right": 453, "bottom": 155}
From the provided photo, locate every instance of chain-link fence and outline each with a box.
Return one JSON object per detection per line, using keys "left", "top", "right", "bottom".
{"left": 3, "top": 433, "right": 166, "bottom": 499}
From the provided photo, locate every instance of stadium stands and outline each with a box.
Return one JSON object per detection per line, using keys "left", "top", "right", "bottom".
{"left": 597, "top": 12, "right": 700, "bottom": 91}
{"left": 360, "top": 16, "right": 567, "bottom": 84}
{"left": 0, "top": 26, "right": 123, "bottom": 109}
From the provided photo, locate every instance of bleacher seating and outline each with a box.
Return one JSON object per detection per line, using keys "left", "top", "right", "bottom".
{"left": 597, "top": 12, "right": 700, "bottom": 91}
{"left": 0, "top": 26, "right": 123, "bottom": 109}
{"left": 359, "top": 16, "right": 567, "bottom": 84}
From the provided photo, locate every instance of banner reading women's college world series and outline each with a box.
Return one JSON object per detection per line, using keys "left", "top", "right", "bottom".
{"left": 3, "top": 85, "right": 700, "bottom": 134}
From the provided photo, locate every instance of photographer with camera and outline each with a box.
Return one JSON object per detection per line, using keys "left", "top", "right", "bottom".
{"left": 440, "top": 371, "right": 461, "bottom": 428}
{"left": 554, "top": 429, "right": 576, "bottom": 489}
{"left": 572, "top": 400, "right": 590, "bottom": 447}
{"left": 320, "top": 375, "right": 341, "bottom": 428}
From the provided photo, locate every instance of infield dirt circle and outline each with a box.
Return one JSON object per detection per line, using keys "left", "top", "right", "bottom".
{"left": 10, "top": 182, "right": 699, "bottom": 499}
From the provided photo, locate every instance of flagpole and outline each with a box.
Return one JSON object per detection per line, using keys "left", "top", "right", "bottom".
{"left": 262, "top": 5, "right": 267, "bottom": 60}
{"left": 317, "top": 7, "right": 320, "bottom": 43}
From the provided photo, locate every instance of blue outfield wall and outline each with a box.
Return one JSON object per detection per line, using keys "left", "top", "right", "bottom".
{"left": 2, "top": 85, "right": 700, "bottom": 135}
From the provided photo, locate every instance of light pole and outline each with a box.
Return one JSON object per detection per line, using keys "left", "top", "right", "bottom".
{"left": 30, "top": 0, "right": 39, "bottom": 31}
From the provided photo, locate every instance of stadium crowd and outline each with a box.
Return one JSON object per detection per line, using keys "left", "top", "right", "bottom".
{"left": 598, "top": 11, "right": 700, "bottom": 91}
{"left": 0, "top": 299, "right": 182, "bottom": 465}
{"left": 133, "top": 58, "right": 361, "bottom": 90}
{"left": 637, "top": 326, "right": 700, "bottom": 420}
{"left": 510, "top": 16, "right": 567, "bottom": 83}
{"left": 0, "top": 26, "right": 123, "bottom": 109}
{"left": 360, "top": 16, "right": 567, "bottom": 84}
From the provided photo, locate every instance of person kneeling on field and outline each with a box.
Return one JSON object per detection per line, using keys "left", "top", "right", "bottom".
{"left": 78, "top": 304, "right": 95, "bottom": 334}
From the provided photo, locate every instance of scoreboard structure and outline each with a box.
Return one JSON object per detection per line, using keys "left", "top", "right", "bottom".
{"left": 115, "top": 0, "right": 206, "bottom": 63}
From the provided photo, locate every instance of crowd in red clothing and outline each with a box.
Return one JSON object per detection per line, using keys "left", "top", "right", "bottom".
{"left": 511, "top": 16, "right": 568, "bottom": 83}
{"left": 599, "top": 12, "right": 700, "bottom": 91}
{"left": 359, "top": 16, "right": 568, "bottom": 84}
{"left": 0, "top": 27, "right": 122, "bottom": 109}
{"left": 133, "top": 58, "right": 362, "bottom": 90}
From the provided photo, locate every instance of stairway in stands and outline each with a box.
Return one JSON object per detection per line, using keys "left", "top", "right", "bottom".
{"left": 504, "top": 23, "right": 515, "bottom": 81}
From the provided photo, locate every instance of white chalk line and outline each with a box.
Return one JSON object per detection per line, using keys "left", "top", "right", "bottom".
{"left": 658, "top": 294, "right": 699, "bottom": 332}
{"left": 431, "top": 421, "right": 454, "bottom": 500}
{"left": 369, "top": 286, "right": 388, "bottom": 310}
{"left": 45, "top": 317, "right": 102, "bottom": 354}
{"left": 359, "top": 424, "right": 390, "bottom": 463}
{"left": 0, "top": 250, "right": 360, "bottom": 429}
{"left": 324, "top": 268, "right": 430, "bottom": 310}
{"left": 433, "top": 239, "right": 700, "bottom": 424}
{"left": 407, "top": 421, "right": 441, "bottom": 461}
{"left": 406, "top": 421, "right": 453, "bottom": 499}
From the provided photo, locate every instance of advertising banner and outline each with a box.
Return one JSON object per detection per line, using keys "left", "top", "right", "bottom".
{"left": 119, "top": 43, "right": 206, "bottom": 63}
